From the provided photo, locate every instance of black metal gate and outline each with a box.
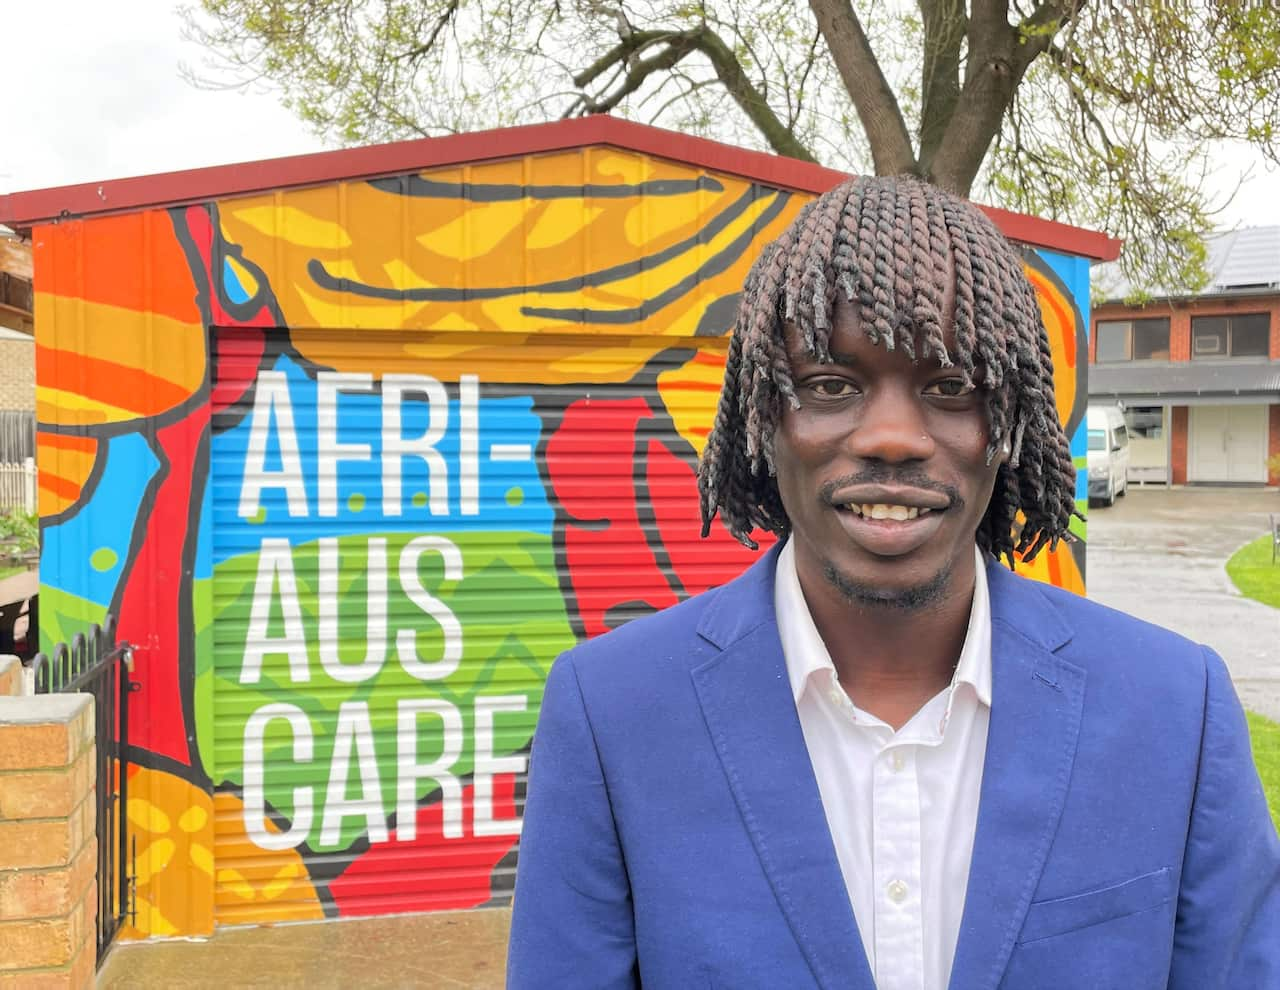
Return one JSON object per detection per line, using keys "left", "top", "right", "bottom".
{"left": 31, "top": 616, "right": 137, "bottom": 965}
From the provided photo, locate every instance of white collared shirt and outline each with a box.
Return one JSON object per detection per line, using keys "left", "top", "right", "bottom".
{"left": 774, "top": 539, "right": 992, "bottom": 990}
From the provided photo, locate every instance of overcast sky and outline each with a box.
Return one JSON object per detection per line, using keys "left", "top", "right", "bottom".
{"left": 5, "top": 0, "right": 1278, "bottom": 234}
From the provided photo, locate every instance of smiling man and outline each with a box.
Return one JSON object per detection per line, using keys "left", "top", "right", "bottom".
{"left": 508, "top": 177, "right": 1280, "bottom": 990}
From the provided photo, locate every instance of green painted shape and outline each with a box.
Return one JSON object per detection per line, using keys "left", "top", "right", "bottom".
{"left": 36, "top": 585, "right": 109, "bottom": 657}
{"left": 90, "top": 547, "right": 119, "bottom": 572}
{"left": 411, "top": 492, "right": 427, "bottom": 508}
{"left": 248, "top": 506, "right": 267, "bottom": 525}
{"left": 505, "top": 487, "right": 524, "bottom": 507}
{"left": 1070, "top": 499, "right": 1088, "bottom": 542}
{"left": 206, "top": 529, "right": 575, "bottom": 851}
{"left": 347, "top": 493, "right": 366, "bottom": 513}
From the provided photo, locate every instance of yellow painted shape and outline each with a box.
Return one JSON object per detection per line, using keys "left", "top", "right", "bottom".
{"left": 225, "top": 202, "right": 354, "bottom": 250}
{"left": 127, "top": 796, "right": 172, "bottom": 835}
{"left": 36, "top": 385, "right": 144, "bottom": 426}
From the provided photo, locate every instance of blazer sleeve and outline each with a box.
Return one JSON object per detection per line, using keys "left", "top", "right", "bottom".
{"left": 1168, "top": 647, "right": 1280, "bottom": 990}
{"left": 507, "top": 654, "right": 639, "bottom": 990}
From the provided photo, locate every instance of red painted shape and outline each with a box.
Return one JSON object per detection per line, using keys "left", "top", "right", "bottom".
{"left": 177, "top": 206, "right": 272, "bottom": 413}
{"left": 327, "top": 775, "right": 521, "bottom": 915}
{"left": 547, "top": 396, "right": 772, "bottom": 639}
{"left": 546, "top": 397, "right": 679, "bottom": 639}
{"left": 212, "top": 329, "right": 268, "bottom": 414}
{"left": 1, "top": 118, "right": 1119, "bottom": 261}
{"left": 644, "top": 436, "right": 774, "bottom": 596}
{"left": 115, "top": 410, "right": 209, "bottom": 767}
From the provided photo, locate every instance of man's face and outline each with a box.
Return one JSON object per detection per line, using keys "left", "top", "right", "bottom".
{"left": 771, "top": 289, "right": 1006, "bottom": 611}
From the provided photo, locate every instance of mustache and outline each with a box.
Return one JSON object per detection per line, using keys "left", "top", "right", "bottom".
{"left": 819, "top": 467, "right": 963, "bottom": 509}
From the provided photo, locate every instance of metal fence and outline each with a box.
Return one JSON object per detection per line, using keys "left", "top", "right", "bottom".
{"left": 31, "top": 617, "right": 137, "bottom": 965}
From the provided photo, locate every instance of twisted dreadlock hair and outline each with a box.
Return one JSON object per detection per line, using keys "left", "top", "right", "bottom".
{"left": 697, "top": 175, "right": 1079, "bottom": 566}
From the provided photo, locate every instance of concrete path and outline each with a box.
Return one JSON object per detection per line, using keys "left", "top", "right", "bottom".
{"left": 1084, "top": 486, "right": 1280, "bottom": 721}
{"left": 97, "top": 907, "right": 511, "bottom": 988}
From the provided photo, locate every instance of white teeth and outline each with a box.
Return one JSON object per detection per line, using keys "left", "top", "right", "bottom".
{"left": 840, "top": 502, "right": 936, "bottom": 519}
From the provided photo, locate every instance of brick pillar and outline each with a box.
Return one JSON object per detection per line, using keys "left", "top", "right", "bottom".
{"left": 0, "top": 691, "right": 97, "bottom": 989}
{"left": 1171, "top": 406, "right": 1189, "bottom": 485}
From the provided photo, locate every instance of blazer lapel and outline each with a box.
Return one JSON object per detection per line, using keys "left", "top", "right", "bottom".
{"left": 948, "top": 560, "right": 1087, "bottom": 990}
{"left": 691, "top": 547, "right": 875, "bottom": 990}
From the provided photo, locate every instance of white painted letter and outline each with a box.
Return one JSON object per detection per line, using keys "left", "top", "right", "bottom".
{"left": 243, "top": 703, "right": 314, "bottom": 851}
{"left": 381, "top": 374, "right": 449, "bottom": 517}
{"left": 318, "top": 537, "right": 388, "bottom": 683}
{"left": 240, "top": 371, "right": 308, "bottom": 518}
{"left": 473, "top": 696, "right": 528, "bottom": 837}
{"left": 395, "top": 699, "right": 463, "bottom": 841}
{"left": 317, "top": 372, "right": 374, "bottom": 517}
{"left": 320, "top": 702, "right": 388, "bottom": 848}
{"left": 459, "top": 374, "right": 479, "bottom": 516}
{"left": 396, "top": 536, "right": 464, "bottom": 681}
{"left": 241, "top": 538, "right": 310, "bottom": 685}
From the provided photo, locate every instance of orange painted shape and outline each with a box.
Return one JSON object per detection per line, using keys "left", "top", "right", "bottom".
{"left": 34, "top": 212, "right": 201, "bottom": 324}
{"left": 210, "top": 791, "right": 326, "bottom": 926}
{"left": 36, "top": 431, "right": 99, "bottom": 517}
{"left": 116, "top": 766, "right": 216, "bottom": 939}
{"left": 1025, "top": 265, "right": 1079, "bottom": 429}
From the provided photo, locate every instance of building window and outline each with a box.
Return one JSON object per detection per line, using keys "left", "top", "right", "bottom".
{"left": 1124, "top": 405, "right": 1163, "bottom": 441}
{"left": 1095, "top": 318, "right": 1170, "bottom": 361}
{"left": 1191, "top": 313, "right": 1270, "bottom": 359}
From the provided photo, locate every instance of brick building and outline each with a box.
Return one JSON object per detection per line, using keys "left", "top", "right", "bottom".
{"left": 0, "top": 230, "right": 33, "bottom": 413}
{"left": 1089, "top": 226, "right": 1280, "bottom": 486}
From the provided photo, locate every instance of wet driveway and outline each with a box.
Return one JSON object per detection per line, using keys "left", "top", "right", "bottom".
{"left": 1084, "top": 486, "right": 1280, "bottom": 721}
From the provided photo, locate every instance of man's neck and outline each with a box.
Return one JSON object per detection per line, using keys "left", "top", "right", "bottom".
{"left": 796, "top": 562, "right": 977, "bottom": 731}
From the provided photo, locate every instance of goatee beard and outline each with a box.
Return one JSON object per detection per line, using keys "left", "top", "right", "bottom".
{"left": 822, "top": 559, "right": 953, "bottom": 612}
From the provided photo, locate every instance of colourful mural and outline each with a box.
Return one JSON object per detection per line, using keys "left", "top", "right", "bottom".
{"left": 30, "top": 143, "right": 1092, "bottom": 937}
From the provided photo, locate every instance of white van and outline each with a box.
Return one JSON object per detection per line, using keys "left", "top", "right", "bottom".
{"left": 1087, "top": 405, "right": 1130, "bottom": 506}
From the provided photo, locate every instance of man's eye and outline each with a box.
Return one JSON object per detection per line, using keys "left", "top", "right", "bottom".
{"left": 925, "top": 378, "right": 974, "bottom": 397}
{"left": 808, "top": 379, "right": 855, "bottom": 397}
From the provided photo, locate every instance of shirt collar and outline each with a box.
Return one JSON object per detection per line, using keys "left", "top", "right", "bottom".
{"left": 774, "top": 539, "right": 993, "bottom": 709}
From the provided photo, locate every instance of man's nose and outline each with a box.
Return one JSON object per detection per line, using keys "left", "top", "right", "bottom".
{"left": 846, "top": 387, "right": 935, "bottom": 462}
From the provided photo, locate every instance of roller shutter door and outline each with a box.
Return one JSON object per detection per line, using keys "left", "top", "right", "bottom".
{"left": 207, "top": 326, "right": 766, "bottom": 923}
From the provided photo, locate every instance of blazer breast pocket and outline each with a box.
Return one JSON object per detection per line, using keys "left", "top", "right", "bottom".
{"left": 1018, "top": 867, "right": 1174, "bottom": 944}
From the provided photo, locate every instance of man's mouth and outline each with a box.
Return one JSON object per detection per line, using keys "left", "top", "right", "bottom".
{"left": 835, "top": 502, "right": 935, "bottom": 521}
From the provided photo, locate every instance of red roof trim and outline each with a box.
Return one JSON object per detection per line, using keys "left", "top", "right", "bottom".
{"left": 0, "top": 116, "right": 1120, "bottom": 261}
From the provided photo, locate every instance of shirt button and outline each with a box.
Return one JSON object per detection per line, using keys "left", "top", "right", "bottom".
{"left": 827, "top": 687, "right": 846, "bottom": 707}
{"left": 887, "top": 880, "right": 908, "bottom": 903}
{"left": 890, "top": 751, "right": 906, "bottom": 772}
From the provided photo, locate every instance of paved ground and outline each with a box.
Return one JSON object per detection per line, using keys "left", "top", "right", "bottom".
{"left": 96, "top": 489, "right": 1279, "bottom": 985}
{"left": 1084, "top": 486, "right": 1280, "bottom": 721}
{"left": 97, "top": 908, "right": 511, "bottom": 988}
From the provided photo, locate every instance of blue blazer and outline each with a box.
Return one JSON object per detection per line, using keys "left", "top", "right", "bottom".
{"left": 508, "top": 546, "right": 1280, "bottom": 989}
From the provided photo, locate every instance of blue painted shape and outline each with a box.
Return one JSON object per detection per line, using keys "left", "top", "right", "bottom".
{"left": 211, "top": 353, "right": 554, "bottom": 565}
{"left": 1032, "top": 248, "right": 1092, "bottom": 506}
{"left": 222, "top": 258, "right": 251, "bottom": 304}
{"left": 43, "top": 433, "right": 161, "bottom": 607}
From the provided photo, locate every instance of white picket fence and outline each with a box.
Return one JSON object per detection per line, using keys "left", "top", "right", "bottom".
{"left": 0, "top": 457, "right": 35, "bottom": 514}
